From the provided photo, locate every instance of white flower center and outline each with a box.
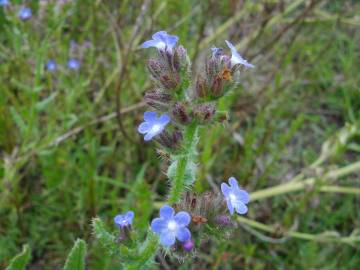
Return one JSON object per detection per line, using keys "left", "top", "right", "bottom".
{"left": 229, "top": 193, "right": 238, "bottom": 204}
{"left": 151, "top": 124, "right": 162, "bottom": 134}
{"left": 167, "top": 220, "right": 178, "bottom": 231}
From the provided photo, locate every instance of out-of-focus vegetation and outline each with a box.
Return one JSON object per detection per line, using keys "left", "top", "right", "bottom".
{"left": 1, "top": 0, "right": 359, "bottom": 269}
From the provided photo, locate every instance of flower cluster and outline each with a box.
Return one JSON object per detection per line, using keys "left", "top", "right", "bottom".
{"left": 137, "top": 31, "right": 253, "bottom": 147}
{"left": 109, "top": 30, "right": 253, "bottom": 263}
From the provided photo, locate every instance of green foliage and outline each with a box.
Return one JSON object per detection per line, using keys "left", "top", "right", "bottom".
{"left": 63, "top": 239, "right": 87, "bottom": 270}
{"left": 0, "top": 0, "right": 359, "bottom": 269}
{"left": 5, "top": 245, "right": 31, "bottom": 270}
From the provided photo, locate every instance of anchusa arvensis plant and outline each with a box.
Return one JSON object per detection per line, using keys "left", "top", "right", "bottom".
{"left": 92, "top": 30, "right": 254, "bottom": 268}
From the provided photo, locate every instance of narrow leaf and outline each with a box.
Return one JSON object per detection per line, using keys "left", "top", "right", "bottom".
{"left": 63, "top": 239, "right": 87, "bottom": 270}
{"left": 5, "top": 244, "right": 31, "bottom": 270}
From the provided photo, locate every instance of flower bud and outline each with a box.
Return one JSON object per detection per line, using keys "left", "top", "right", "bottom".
{"left": 145, "top": 89, "right": 172, "bottom": 110}
{"left": 210, "top": 75, "right": 223, "bottom": 97}
{"left": 194, "top": 103, "right": 216, "bottom": 123}
{"left": 160, "top": 74, "right": 179, "bottom": 90}
{"left": 147, "top": 58, "right": 165, "bottom": 81}
{"left": 172, "top": 102, "right": 191, "bottom": 124}
{"left": 195, "top": 76, "right": 208, "bottom": 98}
{"left": 215, "top": 215, "right": 232, "bottom": 227}
{"left": 182, "top": 239, "right": 194, "bottom": 252}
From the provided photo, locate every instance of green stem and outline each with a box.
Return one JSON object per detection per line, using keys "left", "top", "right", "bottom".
{"left": 237, "top": 216, "right": 360, "bottom": 244}
{"left": 126, "top": 123, "right": 199, "bottom": 269}
{"left": 168, "top": 122, "right": 198, "bottom": 204}
{"left": 251, "top": 160, "right": 360, "bottom": 201}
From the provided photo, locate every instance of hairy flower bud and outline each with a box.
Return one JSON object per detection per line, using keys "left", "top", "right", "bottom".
{"left": 147, "top": 58, "right": 165, "bottom": 81}
{"left": 145, "top": 89, "right": 172, "bottom": 110}
{"left": 194, "top": 103, "right": 216, "bottom": 123}
{"left": 195, "top": 76, "right": 208, "bottom": 98}
{"left": 160, "top": 74, "right": 179, "bottom": 90}
{"left": 172, "top": 102, "right": 191, "bottom": 124}
{"left": 215, "top": 215, "right": 232, "bottom": 227}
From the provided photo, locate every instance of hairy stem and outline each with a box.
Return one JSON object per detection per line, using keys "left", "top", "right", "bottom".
{"left": 168, "top": 122, "right": 198, "bottom": 204}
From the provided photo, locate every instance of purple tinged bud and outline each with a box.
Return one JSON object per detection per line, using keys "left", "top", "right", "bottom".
{"left": 172, "top": 102, "right": 191, "bottom": 124}
{"left": 160, "top": 74, "right": 179, "bottom": 90}
{"left": 211, "top": 76, "right": 223, "bottom": 97}
{"left": 195, "top": 76, "right": 208, "bottom": 98}
{"left": 144, "top": 89, "right": 172, "bottom": 110}
{"left": 194, "top": 103, "right": 216, "bottom": 123}
{"left": 182, "top": 239, "right": 194, "bottom": 252}
{"left": 147, "top": 58, "right": 165, "bottom": 80}
{"left": 172, "top": 129, "right": 183, "bottom": 145}
{"left": 215, "top": 215, "right": 232, "bottom": 227}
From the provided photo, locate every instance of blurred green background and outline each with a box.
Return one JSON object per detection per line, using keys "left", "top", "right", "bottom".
{"left": 1, "top": 0, "right": 359, "bottom": 269}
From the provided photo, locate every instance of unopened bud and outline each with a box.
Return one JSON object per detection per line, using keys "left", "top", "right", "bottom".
{"left": 211, "top": 75, "right": 223, "bottom": 97}
{"left": 215, "top": 215, "right": 231, "bottom": 227}
{"left": 160, "top": 74, "right": 179, "bottom": 90}
{"left": 182, "top": 239, "right": 194, "bottom": 252}
{"left": 195, "top": 76, "right": 208, "bottom": 98}
{"left": 194, "top": 103, "right": 216, "bottom": 123}
{"left": 172, "top": 102, "right": 191, "bottom": 124}
{"left": 145, "top": 89, "right": 172, "bottom": 110}
{"left": 147, "top": 58, "right": 165, "bottom": 80}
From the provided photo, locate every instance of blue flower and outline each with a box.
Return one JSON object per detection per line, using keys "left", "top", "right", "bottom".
{"left": 46, "top": 60, "right": 57, "bottom": 72}
{"left": 140, "top": 31, "right": 179, "bottom": 51}
{"left": 114, "top": 211, "right": 134, "bottom": 228}
{"left": 221, "top": 177, "right": 250, "bottom": 215}
{"left": 67, "top": 58, "right": 80, "bottom": 70}
{"left": 0, "top": 0, "right": 9, "bottom": 7}
{"left": 211, "top": 47, "right": 223, "bottom": 58}
{"left": 18, "top": 7, "right": 32, "bottom": 20}
{"left": 225, "top": 40, "right": 254, "bottom": 68}
{"left": 138, "top": 111, "right": 170, "bottom": 141}
{"left": 151, "top": 205, "right": 191, "bottom": 247}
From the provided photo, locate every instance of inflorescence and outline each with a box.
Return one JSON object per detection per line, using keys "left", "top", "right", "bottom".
{"left": 112, "top": 30, "right": 253, "bottom": 257}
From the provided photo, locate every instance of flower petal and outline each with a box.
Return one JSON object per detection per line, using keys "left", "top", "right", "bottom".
{"left": 140, "top": 40, "right": 161, "bottom": 49}
{"left": 125, "top": 211, "right": 134, "bottom": 221}
{"left": 228, "top": 177, "right": 239, "bottom": 188}
{"left": 144, "top": 132, "right": 154, "bottom": 141}
{"left": 138, "top": 122, "right": 151, "bottom": 134}
{"left": 114, "top": 215, "right": 124, "bottom": 225}
{"left": 226, "top": 199, "right": 235, "bottom": 215}
{"left": 160, "top": 205, "right": 174, "bottom": 219}
{"left": 225, "top": 40, "right": 237, "bottom": 53}
{"left": 158, "top": 114, "right": 170, "bottom": 125}
{"left": 151, "top": 218, "right": 167, "bottom": 234}
{"left": 144, "top": 111, "right": 157, "bottom": 122}
{"left": 176, "top": 227, "right": 191, "bottom": 242}
{"left": 174, "top": 211, "right": 191, "bottom": 226}
{"left": 160, "top": 231, "right": 176, "bottom": 246}
{"left": 234, "top": 201, "right": 248, "bottom": 215}
{"left": 152, "top": 31, "right": 168, "bottom": 41}
{"left": 233, "top": 189, "right": 250, "bottom": 204}
{"left": 221, "top": 182, "right": 231, "bottom": 197}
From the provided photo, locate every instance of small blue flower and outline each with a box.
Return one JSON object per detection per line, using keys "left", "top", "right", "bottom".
{"left": 211, "top": 47, "right": 223, "bottom": 58}
{"left": 140, "top": 31, "right": 179, "bottom": 51}
{"left": 221, "top": 177, "right": 250, "bottom": 215}
{"left": 67, "top": 58, "right": 80, "bottom": 70}
{"left": 18, "top": 7, "right": 32, "bottom": 20}
{"left": 46, "top": 60, "right": 57, "bottom": 72}
{"left": 151, "top": 205, "right": 191, "bottom": 247}
{"left": 225, "top": 40, "right": 254, "bottom": 68}
{"left": 114, "top": 211, "right": 134, "bottom": 228}
{"left": 138, "top": 111, "right": 170, "bottom": 141}
{"left": 0, "top": 0, "right": 9, "bottom": 7}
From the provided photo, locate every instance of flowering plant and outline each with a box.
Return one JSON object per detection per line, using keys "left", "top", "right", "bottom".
{"left": 92, "top": 30, "right": 254, "bottom": 268}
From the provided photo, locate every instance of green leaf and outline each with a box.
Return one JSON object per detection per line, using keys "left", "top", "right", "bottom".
{"left": 5, "top": 244, "right": 31, "bottom": 270}
{"left": 91, "top": 217, "right": 119, "bottom": 256}
{"left": 63, "top": 239, "right": 87, "bottom": 270}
